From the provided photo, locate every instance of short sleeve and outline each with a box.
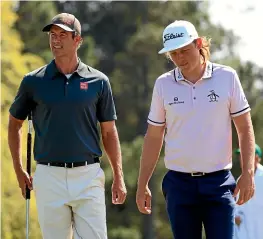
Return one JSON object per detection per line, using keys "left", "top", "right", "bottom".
{"left": 96, "top": 78, "right": 117, "bottom": 122}
{"left": 230, "top": 71, "right": 250, "bottom": 117}
{"left": 147, "top": 80, "right": 165, "bottom": 126}
{"left": 9, "top": 76, "right": 35, "bottom": 120}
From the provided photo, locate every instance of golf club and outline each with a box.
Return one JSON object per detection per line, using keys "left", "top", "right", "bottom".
{"left": 26, "top": 112, "right": 33, "bottom": 239}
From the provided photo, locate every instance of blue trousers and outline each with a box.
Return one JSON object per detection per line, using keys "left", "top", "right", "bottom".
{"left": 162, "top": 170, "right": 236, "bottom": 239}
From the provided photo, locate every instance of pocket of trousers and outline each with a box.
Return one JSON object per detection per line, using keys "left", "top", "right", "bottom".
{"left": 93, "top": 167, "right": 105, "bottom": 189}
{"left": 99, "top": 168, "right": 105, "bottom": 187}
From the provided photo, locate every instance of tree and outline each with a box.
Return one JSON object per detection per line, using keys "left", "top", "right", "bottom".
{"left": 15, "top": 0, "right": 98, "bottom": 66}
{"left": 1, "top": 2, "right": 44, "bottom": 238}
{"left": 3, "top": 1, "right": 263, "bottom": 238}
{"left": 14, "top": 1, "right": 57, "bottom": 62}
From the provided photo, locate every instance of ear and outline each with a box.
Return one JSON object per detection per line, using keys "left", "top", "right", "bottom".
{"left": 74, "top": 35, "right": 80, "bottom": 42}
{"left": 74, "top": 35, "right": 83, "bottom": 47}
{"left": 195, "top": 38, "right": 203, "bottom": 50}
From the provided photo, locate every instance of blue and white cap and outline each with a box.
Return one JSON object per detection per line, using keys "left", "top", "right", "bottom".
{"left": 158, "top": 20, "right": 199, "bottom": 54}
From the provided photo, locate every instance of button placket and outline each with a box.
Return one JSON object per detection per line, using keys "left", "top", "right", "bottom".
{"left": 65, "top": 81, "right": 69, "bottom": 96}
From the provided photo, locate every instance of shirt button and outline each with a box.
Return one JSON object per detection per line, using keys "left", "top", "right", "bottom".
{"left": 66, "top": 82, "right": 69, "bottom": 85}
{"left": 193, "top": 87, "right": 195, "bottom": 89}
{"left": 194, "top": 97, "right": 196, "bottom": 100}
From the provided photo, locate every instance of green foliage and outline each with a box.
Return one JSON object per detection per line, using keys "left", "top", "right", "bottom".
{"left": 14, "top": 1, "right": 57, "bottom": 62}
{"left": 15, "top": 0, "right": 98, "bottom": 66}
{"left": 2, "top": 1, "right": 263, "bottom": 239}
{"left": 1, "top": 2, "right": 44, "bottom": 238}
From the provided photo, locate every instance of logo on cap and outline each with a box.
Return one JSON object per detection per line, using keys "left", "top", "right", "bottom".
{"left": 164, "top": 32, "right": 184, "bottom": 43}
{"left": 60, "top": 16, "right": 74, "bottom": 26}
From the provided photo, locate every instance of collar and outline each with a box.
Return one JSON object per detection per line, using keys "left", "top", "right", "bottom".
{"left": 47, "top": 59, "right": 91, "bottom": 79}
{"left": 174, "top": 61, "right": 213, "bottom": 82}
{"left": 75, "top": 60, "right": 92, "bottom": 78}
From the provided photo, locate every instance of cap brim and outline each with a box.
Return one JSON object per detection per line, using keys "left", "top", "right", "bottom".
{"left": 158, "top": 38, "right": 197, "bottom": 54}
{"left": 42, "top": 23, "right": 74, "bottom": 32}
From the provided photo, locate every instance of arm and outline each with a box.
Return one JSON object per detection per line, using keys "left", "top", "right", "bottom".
{"left": 100, "top": 121, "right": 126, "bottom": 204}
{"left": 136, "top": 124, "right": 165, "bottom": 214}
{"left": 8, "top": 75, "right": 34, "bottom": 198}
{"left": 8, "top": 114, "right": 32, "bottom": 198}
{"left": 233, "top": 112, "right": 255, "bottom": 205}
{"left": 233, "top": 112, "right": 255, "bottom": 174}
{"left": 136, "top": 77, "right": 166, "bottom": 214}
{"left": 138, "top": 124, "right": 165, "bottom": 188}
{"left": 8, "top": 114, "right": 24, "bottom": 171}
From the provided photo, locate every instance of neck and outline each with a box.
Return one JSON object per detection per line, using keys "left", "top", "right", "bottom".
{"left": 182, "top": 59, "right": 206, "bottom": 84}
{"left": 54, "top": 55, "right": 79, "bottom": 74}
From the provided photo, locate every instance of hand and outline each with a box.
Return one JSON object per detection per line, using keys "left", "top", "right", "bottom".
{"left": 136, "top": 185, "right": 152, "bottom": 214}
{"left": 235, "top": 216, "right": 242, "bottom": 226}
{"left": 15, "top": 168, "right": 33, "bottom": 199}
{"left": 233, "top": 172, "right": 255, "bottom": 205}
{"left": 112, "top": 176, "right": 127, "bottom": 204}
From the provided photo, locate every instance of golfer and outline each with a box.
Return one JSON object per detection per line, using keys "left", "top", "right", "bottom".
{"left": 8, "top": 13, "right": 127, "bottom": 239}
{"left": 136, "top": 20, "right": 255, "bottom": 239}
{"left": 234, "top": 144, "right": 263, "bottom": 239}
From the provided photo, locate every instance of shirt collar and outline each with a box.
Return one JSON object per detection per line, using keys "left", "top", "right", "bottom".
{"left": 47, "top": 59, "right": 91, "bottom": 79}
{"left": 75, "top": 60, "right": 92, "bottom": 78}
{"left": 174, "top": 61, "right": 213, "bottom": 82}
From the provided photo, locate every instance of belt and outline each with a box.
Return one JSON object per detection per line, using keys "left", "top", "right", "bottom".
{"left": 37, "top": 157, "right": 100, "bottom": 168}
{"left": 172, "top": 169, "right": 228, "bottom": 177}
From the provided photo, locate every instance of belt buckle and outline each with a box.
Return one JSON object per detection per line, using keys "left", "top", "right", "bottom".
{"left": 191, "top": 172, "right": 205, "bottom": 177}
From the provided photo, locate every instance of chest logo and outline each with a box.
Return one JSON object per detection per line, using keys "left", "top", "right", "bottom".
{"left": 168, "top": 97, "right": 184, "bottom": 105}
{"left": 80, "top": 82, "right": 88, "bottom": 90}
{"left": 207, "top": 90, "right": 219, "bottom": 102}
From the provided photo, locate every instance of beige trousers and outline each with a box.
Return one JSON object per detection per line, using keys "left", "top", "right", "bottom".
{"left": 33, "top": 163, "right": 107, "bottom": 239}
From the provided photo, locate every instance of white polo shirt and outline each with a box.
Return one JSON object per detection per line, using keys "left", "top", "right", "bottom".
{"left": 148, "top": 61, "right": 250, "bottom": 173}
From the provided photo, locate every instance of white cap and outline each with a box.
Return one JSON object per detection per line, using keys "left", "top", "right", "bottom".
{"left": 158, "top": 20, "right": 199, "bottom": 54}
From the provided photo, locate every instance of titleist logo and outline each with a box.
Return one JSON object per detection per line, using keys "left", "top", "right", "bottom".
{"left": 164, "top": 33, "right": 184, "bottom": 43}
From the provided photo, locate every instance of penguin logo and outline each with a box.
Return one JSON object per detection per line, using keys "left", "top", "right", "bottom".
{"left": 207, "top": 90, "right": 219, "bottom": 102}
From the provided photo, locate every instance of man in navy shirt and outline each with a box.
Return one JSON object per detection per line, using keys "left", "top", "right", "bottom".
{"left": 8, "top": 13, "right": 127, "bottom": 239}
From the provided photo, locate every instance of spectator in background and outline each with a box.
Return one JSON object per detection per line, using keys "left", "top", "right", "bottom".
{"left": 234, "top": 144, "right": 263, "bottom": 239}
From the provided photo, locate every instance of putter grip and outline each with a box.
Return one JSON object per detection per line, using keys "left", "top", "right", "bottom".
{"left": 26, "top": 115, "right": 32, "bottom": 200}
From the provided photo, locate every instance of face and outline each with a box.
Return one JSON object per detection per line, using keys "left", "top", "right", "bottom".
{"left": 168, "top": 38, "right": 202, "bottom": 73}
{"left": 49, "top": 25, "right": 81, "bottom": 58}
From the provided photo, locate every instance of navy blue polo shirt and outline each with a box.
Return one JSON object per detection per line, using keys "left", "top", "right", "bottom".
{"left": 9, "top": 60, "right": 117, "bottom": 163}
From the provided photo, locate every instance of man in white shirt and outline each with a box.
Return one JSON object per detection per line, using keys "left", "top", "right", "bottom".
{"left": 234, "top": 144, "right": 263, "bottom": 239}
{"left": 136, "top": 20, "right": 256, "bottom": 239}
